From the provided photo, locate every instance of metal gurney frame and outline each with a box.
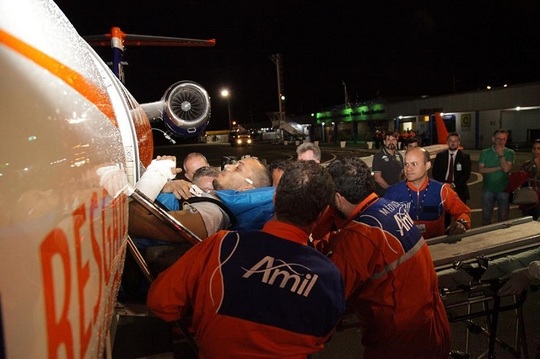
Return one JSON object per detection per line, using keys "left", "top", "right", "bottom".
{"left": 123, "top": 188, "right": 203, "bottom": 356}
{"left": 440, "top": 258, "right": 529, "bottom": 359}
{"left": 427, "top": 217, "right": 540, "bottom": 358}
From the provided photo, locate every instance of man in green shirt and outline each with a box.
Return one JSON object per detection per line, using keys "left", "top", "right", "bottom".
{"left": 478, "top": 129, "right": 515, "bottom": 225}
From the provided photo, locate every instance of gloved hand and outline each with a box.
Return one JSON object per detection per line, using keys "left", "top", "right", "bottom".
{"left": 498, "top": 267, "right": 531, "bottom": 296}
{"left": 446, "top": 221, "right": 466, "bottom": 235}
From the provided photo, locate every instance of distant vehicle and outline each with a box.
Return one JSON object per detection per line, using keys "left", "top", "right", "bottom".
{"left": 229, "top": 130, "right": 252, "bottom": 146}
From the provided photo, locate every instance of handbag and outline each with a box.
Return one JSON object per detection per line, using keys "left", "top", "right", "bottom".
{"left": 512, "top": 186, "right": 539, "bottom": 205}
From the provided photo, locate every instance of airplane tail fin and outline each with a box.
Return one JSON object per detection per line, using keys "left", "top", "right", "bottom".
{"left": 435, "top": 112, "right": 449, "bottom": 144}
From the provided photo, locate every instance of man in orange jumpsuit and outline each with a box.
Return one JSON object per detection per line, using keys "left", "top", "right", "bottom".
{"left": 325, "top": 156, "right": 450, "bottom": 359}
{"left": 385, "top": 146, "right": 471, "bottom": 239}
{"left": 147, "top": 161, "right": 345, "bottom": 358}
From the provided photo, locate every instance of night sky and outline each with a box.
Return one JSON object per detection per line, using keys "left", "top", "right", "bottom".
{"left": 54, "top": 0, "right": 540, "bottom": 130}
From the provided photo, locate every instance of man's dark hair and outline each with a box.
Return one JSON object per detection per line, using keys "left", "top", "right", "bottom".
{"left": 327, "top": 157, "right": 374, "bottom": 204}
{"left": 408, "top": 137, "right": 420, "bottom": 146}
{"left": 447, "top": 132, "right": 461, "bottom": 140}
{"left": 192, "top": 166, "right": 219, "bottom": 181}
{"left": 493, "top": 129, "right": 509, "bottom": 136}
{"left": 384, "top": 131, "right": 398, "bottom": 140}
{"left": 275, "top": 161, "right": 334, "bottom": 227}
{"left": 268, "top": 160, "right": 289, "bottom": 173}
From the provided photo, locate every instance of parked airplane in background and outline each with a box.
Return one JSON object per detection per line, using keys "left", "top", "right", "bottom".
{"left": 0, "top": 0, "right": 213, "bottom": 357}
{"left": 84, "top": 26, "right": 215, "bottom": 142}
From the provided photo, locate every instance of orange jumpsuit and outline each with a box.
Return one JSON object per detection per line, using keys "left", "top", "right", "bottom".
{"left": 328, "top": 193, "right": 450, "bottom": 359}
{"left": 147, "top": 220, "right": 345, "bottom": 359}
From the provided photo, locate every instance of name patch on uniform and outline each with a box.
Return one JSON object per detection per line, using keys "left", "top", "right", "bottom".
{"left": 242, "top": 256, "right": 318, "bottom": 297}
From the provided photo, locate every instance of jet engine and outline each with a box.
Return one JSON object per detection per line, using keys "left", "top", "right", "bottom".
{"left": 141, "top": 80, "right": 211, "bottom": 138}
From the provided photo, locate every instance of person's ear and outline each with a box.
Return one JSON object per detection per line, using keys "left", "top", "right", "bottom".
{"left": 334, "top": 192, "right": 344, "bottom": 209}
{"left": 425, "top": 161, "right": 432, "bottom": 171}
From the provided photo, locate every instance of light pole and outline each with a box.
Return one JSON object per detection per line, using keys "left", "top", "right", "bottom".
{"left": 220, "top": 89, "right": 232, "bottom": 130}
{"left": 271, "top": 53, "right": 285, "bottom": 131}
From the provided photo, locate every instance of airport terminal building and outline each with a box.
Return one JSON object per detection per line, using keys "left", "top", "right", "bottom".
{"left": 314, "top": 82, "right": 540, "bottom": 150}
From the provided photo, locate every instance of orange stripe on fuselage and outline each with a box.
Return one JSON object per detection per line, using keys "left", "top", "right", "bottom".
{"left": 0, "top": 29, "right": 117, "bottom": 127}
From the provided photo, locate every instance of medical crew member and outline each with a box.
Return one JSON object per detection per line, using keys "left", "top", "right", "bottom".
{"left": 385, "top": 146, "right": 471, "bottom": 239}
{"left": 147, "top": 161, "right": 345, "bottom": 359}
{"left": 325, "top": 157, "right": 450, "bottom": 359}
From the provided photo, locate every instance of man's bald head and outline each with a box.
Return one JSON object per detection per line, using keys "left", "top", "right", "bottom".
{"left": 214, "top": 157, "right": 271, "bottom": 191}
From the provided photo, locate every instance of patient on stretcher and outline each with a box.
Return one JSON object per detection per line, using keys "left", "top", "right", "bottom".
{"left": 127, "top": 155, "right": 274, "bottom": 276}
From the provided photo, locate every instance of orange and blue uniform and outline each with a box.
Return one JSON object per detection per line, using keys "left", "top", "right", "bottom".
{"left": 147, "top": 220, "right": 346, "bottom": 359}
{"left": 328, "top": 193, "right": 450, "bottom": 359}
{"left": 385, "top": 178, "right": 471, "bottom": 238}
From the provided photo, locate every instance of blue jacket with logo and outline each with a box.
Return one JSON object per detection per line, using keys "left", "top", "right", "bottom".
{"left": 148, "top": 220, "right": 345, "bottom": 358}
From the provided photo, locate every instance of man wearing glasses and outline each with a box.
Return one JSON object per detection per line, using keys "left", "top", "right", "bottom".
{"left": 479, "top": 129, "right": 515, "bottom": 225}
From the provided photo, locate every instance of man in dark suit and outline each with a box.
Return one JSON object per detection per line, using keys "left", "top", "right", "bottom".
{"left": 432, "top": 132, "right": 472, "bottom": 204}
{"left": 432, "top": 132, "right": 472, "bottom": 229}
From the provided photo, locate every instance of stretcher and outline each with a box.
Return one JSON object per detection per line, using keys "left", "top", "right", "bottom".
{"left": 112, "top": 189, "right": 202, "bottom": 357}
{"left": 427, "top": 217, "right": 540, "bottom": 359}
{"left": 427, "top": 216, "right": 540, "bottom": 273}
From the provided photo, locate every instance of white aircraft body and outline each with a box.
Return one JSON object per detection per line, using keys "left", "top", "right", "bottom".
{"left": 0, "top": 0, "right": 211, "bottom": 357}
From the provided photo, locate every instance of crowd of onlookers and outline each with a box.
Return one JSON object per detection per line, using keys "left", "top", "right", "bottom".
{"left": 124, "top": 131, "right": 540, "bottom": 359}
{"left": 374, "top": 128, "right": 427, "bottom": 150}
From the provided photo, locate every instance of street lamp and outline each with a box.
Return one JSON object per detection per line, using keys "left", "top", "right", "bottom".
{"left": 220, "top": 89, "right": 232, "bottom": 130}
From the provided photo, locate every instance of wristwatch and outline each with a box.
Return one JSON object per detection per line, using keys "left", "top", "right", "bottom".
{"left": 457, "top": 219, "right": 467, "bottom": 227}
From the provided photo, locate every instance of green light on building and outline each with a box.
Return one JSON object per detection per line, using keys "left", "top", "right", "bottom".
{"left": 315, "top": 103, "right": 386, "bottom": 124}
